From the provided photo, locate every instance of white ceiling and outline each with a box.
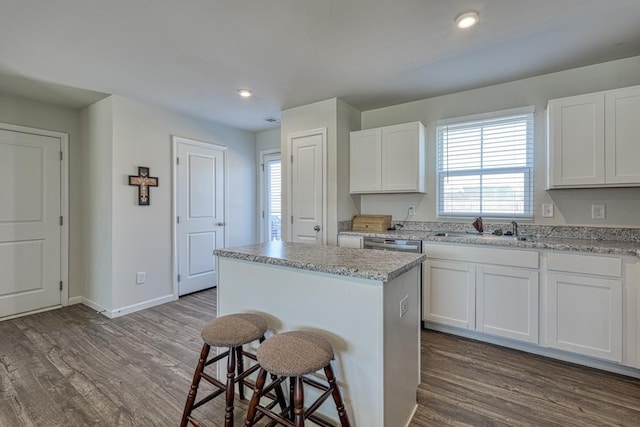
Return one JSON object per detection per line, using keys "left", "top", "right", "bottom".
{"left": 1, "top": 0, "right": 640, "bottom": 132}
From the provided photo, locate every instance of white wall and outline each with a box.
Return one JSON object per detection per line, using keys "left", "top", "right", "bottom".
{"left": 281, "top": 99, "right": 338, "bottom": 243}
{"left": 80, "top": 97, "right": 113, "bottom": 309}
{"left": 256, "top": 128, "right": 280, "bottom": 152}
{"left": 360, "top": 55, "right": 640, "bottom": 227}
{"left": 80, "top": 95, "right": 257, "bottom": 314}
{"left": 255, "top": 128, "right": 281, "bottom": 240}
{"left": 336, "top": 99, "right": 361, "bottom": 221}
{"left": 0, "top": 93, "right": 86, "bottom": 300}
{"left": 281, "top": 98, "right": 360, "bottom": 245}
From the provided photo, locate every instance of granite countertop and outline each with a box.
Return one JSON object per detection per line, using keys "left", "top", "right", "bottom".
{"left": 340, "top": 230, "right": 640, "bottom": 257}
{"left": 214, "top": 241, "right": 426, "bottom": 282}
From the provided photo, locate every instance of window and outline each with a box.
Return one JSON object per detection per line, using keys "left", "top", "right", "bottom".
{"left": 436, "top": 106, "right": 534, "bottom": 218}
{"left": 261, "top": 152, "right": 281, "bottom": 241}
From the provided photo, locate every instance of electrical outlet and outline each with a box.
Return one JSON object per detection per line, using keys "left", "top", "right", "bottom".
{"left": 542, "top": 203, "right": 554, "bottom": 218}
{"left": 399, "top": 295, "right": 409, "bottom": 318}
{"left": 136, "top": 271, "right": 146, "bottom": 285}
{"left": 408, "top": 205, "right": 416, "bottom": 216}
{"left": 591, "top": 204, "right": 606, "bottom": 220}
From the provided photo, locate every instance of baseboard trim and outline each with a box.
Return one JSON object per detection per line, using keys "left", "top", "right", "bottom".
{"left": 80, "top": 297, "right": 109, "bottom": 315}
{"left": 67, "top": 296, "right": 83, "bottom": 305}
{"left": 108, "top": 294, "right": 178, "bottom": 319}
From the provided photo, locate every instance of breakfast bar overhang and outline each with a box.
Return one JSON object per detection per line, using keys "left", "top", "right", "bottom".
{"left": 214, "top": 241, "right": 425, "bottom": 427}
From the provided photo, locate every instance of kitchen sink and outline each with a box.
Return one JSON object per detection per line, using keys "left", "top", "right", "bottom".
{"left": 432, "top": 231, "right": 533, "bottom": 242}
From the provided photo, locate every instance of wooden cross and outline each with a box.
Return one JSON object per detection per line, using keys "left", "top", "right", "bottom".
{"left": 129, "top": 167, "right": 158, "bottom": 205}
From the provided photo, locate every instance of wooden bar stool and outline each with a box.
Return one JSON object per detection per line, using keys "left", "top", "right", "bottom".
{"left": 181, "top": 313, "right": 286, "bottom": 427}
{"left": 244, "top": 330, "right": 351, "bottom": 427}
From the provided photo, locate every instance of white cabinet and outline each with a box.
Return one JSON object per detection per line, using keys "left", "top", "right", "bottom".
{"left": 605, "top": 86, "right": 640, "bottom": 184}
{"left": 477, "top": 265, "right": 539, "bottom": 343}
{"left": 350, "top": 122, "right": 425, "bottom": 193}
{"left": 349, "top": 128, "right": 381, "bottom": 193}
{"left": 545, "top": 252, "right": 623, "bottom": 362}
{"left": 423, "top": 243, "right": 539, "bottom": 344}
{"left": 423, "top": 259, "right": 475, "bottom": 330}
{"left": 337, "top": 235, "right": 363, "bottom": 249}
{"left": 547, "top": 85, "right": 640, "bottom": 188}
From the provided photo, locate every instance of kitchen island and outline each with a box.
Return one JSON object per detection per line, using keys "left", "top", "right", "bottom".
{"left": 214, "top": 241, "right": 426, "bottom": 427}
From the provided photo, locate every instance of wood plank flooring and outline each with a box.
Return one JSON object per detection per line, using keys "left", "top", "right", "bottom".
{"left": 411, "top": 331, "right": 640, "bottom": 426}
{"left": 1, "top": 288, "right": 639, "bottom": 426}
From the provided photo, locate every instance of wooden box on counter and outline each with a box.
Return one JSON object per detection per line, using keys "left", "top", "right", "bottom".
{"left": 352, "top": 215, "right": 392, "bottom": 232}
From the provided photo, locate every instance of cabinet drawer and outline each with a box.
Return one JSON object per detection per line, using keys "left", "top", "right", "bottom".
{"left": 546, "top": 252, "right": 621, "bottom": 277}
{"left": 423, "top": 243, "right": 538, "bottom": 269}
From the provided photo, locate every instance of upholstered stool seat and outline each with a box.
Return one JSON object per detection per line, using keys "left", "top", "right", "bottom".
{"left": 181, "top": 313, "right": 286, "bottom": 427}
{"left": 201, "top": 313, "right": 267, "bottom": 347}
{"left": 244, "top": 331, "right": 351, "bottom": 427}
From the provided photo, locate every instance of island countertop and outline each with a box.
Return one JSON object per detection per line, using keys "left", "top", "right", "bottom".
{"left": 214, "top": 241, "right": 426, "bottom": 282}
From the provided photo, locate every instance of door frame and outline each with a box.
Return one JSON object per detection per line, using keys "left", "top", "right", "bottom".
{"left": 0, "top": 122, "right": 69, "bottom": 307}
{"left": 286, "top": 128, "right": 327, "bottom": 244}
{"left": 171, "top": 135, "right": 229, "bottom": 299}
{"left": 259, "top": 149, "right": 281, "bottom": 243}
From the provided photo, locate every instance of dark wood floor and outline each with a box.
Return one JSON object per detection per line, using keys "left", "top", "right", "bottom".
{"left": 1, "top": 289, "right": 639, "bottom": 426}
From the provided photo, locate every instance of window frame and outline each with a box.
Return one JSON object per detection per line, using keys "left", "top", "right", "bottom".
{"left": 259, "top": 149, "right": 282, "bottom": 242}
{"left": 436, "top": 106, "right": 535, "bottom": 220}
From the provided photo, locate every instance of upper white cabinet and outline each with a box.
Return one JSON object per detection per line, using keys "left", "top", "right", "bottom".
{"left": 350, "top": 121, "right": 425, "bottom": 193}
{"left": 547, "top": 85, "right": 640, "bottom": 188}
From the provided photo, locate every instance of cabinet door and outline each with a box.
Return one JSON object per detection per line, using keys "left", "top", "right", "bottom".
{"left": 349, "top": 128, "right": 381, "bottom": 193}
{"left": 422, "top": 259, "right": 475, "bottom": 329}
{"left": 605, "top": 86, "right": 640, "bottom": 184}
{"left": 381, "top": 122, "right": 425, "bottom": 192}
{"left": 546, "top": 272, "right": 622, "bottom": 362}
{"left": 476, "top": 266, "right": 539, "bottom": 343}
{"left": 337, "top": 235, "right": 363, "bottom": 249}
{"left": 547, "top": 93, "right": 605, "bottom": 188}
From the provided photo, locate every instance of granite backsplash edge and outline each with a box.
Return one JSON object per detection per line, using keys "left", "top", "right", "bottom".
{"left": 337, "top": 220, "right": 640, "bottom": 243}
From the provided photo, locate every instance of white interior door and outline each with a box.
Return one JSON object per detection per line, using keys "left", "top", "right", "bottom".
{"left": 289, "top": 129, "right": 325, "bottom": 244}
{"left": 0, "top": 129, "right": 61, "bottom": 318}
{"left": 175, "top": 138, "right": 226, "bottom": 296}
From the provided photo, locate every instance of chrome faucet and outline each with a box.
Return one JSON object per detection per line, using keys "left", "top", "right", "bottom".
{"left": 511, "top": 221, "right": 518, "bottom": 237}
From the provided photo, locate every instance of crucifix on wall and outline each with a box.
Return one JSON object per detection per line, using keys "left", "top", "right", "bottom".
{"left": 129, "top": 166, "right": 158, "bottom": 205}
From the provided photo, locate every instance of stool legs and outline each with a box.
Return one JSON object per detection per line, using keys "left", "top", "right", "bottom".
{"left": 182, "top": 343, "right": 262, "bottom": 427}
{"left": 293, "top": 376, "right": 305, "bottom": 427}
{"left": 243, "top": 368, "right": 268, "bottom": 426}
{"left": 325, "top": 364, "right": 350, "bottom": 427}
{"left": 244, "top": 364, "right": 350, "bottom": 427}
{"left": 181, "top": 343, "right": 211, "bottom": 427}
{"left": 225, "top": 347, "right": 236, "bottom": 427}
{"left": 236, "top": 346, "right": 246, "bottom": 400}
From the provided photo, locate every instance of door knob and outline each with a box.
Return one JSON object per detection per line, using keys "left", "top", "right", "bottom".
{"left": 314, "top": 225, "right": 321, "bottom": 231}
{"left": 217, "top": 222, "right": 225, "bottom": 226}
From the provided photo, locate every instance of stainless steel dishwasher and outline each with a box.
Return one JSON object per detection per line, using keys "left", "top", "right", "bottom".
{"left": 362, "top": 237, "right": 422, "bottom": 253}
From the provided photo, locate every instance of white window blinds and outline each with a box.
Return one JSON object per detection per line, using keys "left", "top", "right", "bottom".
{"left": 436, "top": 106, "right": 534, "bottom": 218}
{"left": 265, "top": 157, "right": 282, "bottom": 241}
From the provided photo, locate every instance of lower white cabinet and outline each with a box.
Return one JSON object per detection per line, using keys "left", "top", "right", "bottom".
{"left": 477, "top": 266, "right": 539, "bottom": 343}
{"left": 337, "top": 235, "right": 363, "bottom": 248}
{"left": 422, "top": 243, "right": 539, "bottom": 344}
{"left": 423, "top": 259, "right": 475, "bottom": 330}
{"left": 423, "top": 242, "right": 639, "bottom": 371}
{"left": 545, "top": 252, "right": 623, "bottom": 363}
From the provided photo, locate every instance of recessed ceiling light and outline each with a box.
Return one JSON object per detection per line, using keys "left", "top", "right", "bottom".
{"left": 455, "top": 11, "right": 479, "bottom": 29}
{"left": 237, "top": 89, "right": 252, "bottom": 98}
